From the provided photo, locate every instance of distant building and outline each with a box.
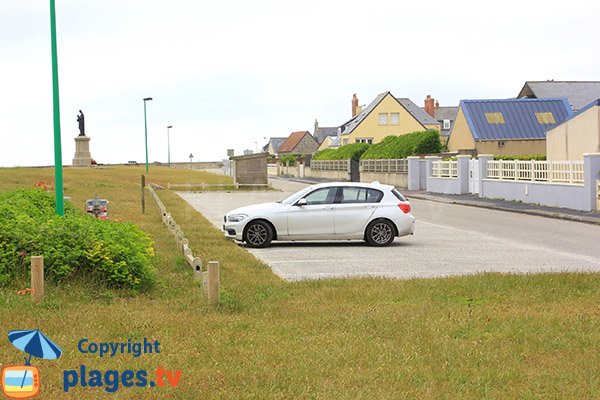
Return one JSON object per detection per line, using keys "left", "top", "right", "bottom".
{"left": 278, "top": 131, "right": 319, "bottom": 155}
{"left": 313, "top": 119, "right": 339, "bottom": 145}
{"left": 447, "top": 98, "right": 573, "bottom": 156}
{"left": 517, "top": 81, "right": 600, "bottom": 112}
{"left": 423, "top": 95, "right": 458, "bottom": 144}
{"left": 262, "top": 137, "right": 287, "bottom": 155}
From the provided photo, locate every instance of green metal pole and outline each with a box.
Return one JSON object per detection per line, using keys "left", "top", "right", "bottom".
{"left": 49, "top": 0, "right": 64, "bottom": 216}
{"left": 144, "top": 101, "right": 149, "bottom": 172}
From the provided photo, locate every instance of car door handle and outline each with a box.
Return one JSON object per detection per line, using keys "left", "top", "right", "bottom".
{"left": 324, "top": 206, "right": 333, "bottom": 211}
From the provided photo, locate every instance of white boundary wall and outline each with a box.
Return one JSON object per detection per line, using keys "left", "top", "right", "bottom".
{"left": 407, "top": 153, "right": 600, "bottom": 211}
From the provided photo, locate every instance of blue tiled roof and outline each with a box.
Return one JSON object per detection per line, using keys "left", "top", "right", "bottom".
{"left": 461, "top": 98, "right": 573, "bottom": 141}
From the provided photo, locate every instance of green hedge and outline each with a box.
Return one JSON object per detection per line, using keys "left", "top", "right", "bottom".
{"left": 361, "top": 131, "right": 441, "bottom": 159}
{"left": 494, "top": 155, "right": 547, "bottom": 161}
{"left": 0, "top": 188, "right": 155, "bottom": 290}
{"left": 313, "top": 143, "right": 370, "bottom": 161}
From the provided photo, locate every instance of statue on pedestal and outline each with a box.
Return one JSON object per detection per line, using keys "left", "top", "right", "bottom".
{"left": 77, "top": 110, "right": 85, "bottom": 136}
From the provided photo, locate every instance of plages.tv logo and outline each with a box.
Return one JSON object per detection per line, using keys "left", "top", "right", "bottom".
{"left": 1, "top": 329, "right": 62, "bottom": 399}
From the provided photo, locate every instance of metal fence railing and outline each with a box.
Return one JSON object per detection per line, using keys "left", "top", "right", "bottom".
{"left": 431, "top": 160, "right": 458, "bottom": 178}
{"left": 310, "top": 160, "right": 350, "bottom": 171}
{"left": 486, "top": 160, "right": 584, "bottom": 185}
{"left": 360, "top": 159, "right": 408, "bottom": 173}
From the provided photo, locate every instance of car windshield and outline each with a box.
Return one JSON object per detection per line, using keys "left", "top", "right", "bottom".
{"left": 279, "top": 186, "right": 315, "bottom": 205}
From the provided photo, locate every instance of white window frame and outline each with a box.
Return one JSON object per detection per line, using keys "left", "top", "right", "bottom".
{"left": 390, "top": 113, "right": 399, "bottom": 125}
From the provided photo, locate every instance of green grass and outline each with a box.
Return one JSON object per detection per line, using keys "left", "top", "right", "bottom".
{"left": 1, "top": 166, "right": 599, "bottom": 399}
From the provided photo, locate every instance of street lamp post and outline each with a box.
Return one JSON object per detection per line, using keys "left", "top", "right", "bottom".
{"left": 167, "top": 125, "right": 173, "bottom": 167}
{"left": 143, "top": 97, "right": 153, "bottom": 172}
{"left": 49, "top": 0, "right": 64, "bottom": 216}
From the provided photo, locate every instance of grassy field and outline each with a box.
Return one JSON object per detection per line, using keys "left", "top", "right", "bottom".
{"left": 0, "top": 166, "right": 599, "bottom": 399}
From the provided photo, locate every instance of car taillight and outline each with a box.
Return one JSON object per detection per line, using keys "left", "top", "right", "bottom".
{"left": 398, "top": 203, "right": 411, "bottom": 213}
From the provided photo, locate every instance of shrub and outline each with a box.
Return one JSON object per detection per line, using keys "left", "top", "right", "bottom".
{"left": 280, "top": 154, "right": 297, "bottom": 166}
{"left": 494, "top": 155, "right": 547, "bottom": 161}
{"left": 361, "top": 131, "right": 441, "bottom": 159}
{"left": 313, "top": 143, "right": 370, "bottom": 161}
{"left": 0, "top": 188, "right": 155, "bottom": 290}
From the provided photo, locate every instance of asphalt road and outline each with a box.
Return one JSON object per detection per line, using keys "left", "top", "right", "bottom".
{"left": 177, "top": 178, "right": 600, "bottom": 281}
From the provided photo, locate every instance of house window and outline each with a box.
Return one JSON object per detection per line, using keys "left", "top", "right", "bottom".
{"left": 355, "top": 138, "right": 373, "bottom": 144}
{"left": 443, "top": 119, "right": 451, "bottom": 130}
{"left": 484, "top": 112, "right": 505, "bottom": 124}
{"left": 535, "top": 112, "right": 556, "bottom": 124}
{"left": 390, "top": 113, "right": 399, "bottom": 125}
{"left": 378, "top": 113, "right": 388, "bottom": 125}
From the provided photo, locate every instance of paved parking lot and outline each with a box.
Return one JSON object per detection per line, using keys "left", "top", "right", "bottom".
{"left": 178, "top": 178, "right": 600, "bottom": 281}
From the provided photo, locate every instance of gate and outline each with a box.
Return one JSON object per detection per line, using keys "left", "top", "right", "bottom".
{"left": 350, "top": 160, "right": 360, "bottom": 182}
{"left": 468, "top": 158, "right": 479, "bottom": 194}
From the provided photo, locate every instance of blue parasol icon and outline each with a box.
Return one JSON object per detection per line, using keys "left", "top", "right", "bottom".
{"left": 8, "top": 329, "right": 62, "bottom": 389}
{"left": 8, "top": 329, "right": 62, "bottom": 365}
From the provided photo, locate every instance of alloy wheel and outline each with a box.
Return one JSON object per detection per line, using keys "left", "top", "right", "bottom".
{"left": 371, "top": 222, "right": 392, "bottom": 245}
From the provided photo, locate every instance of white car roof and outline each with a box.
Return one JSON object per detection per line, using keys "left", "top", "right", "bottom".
{"left": 309, "top": 181, "right": 395, "bottom": 191}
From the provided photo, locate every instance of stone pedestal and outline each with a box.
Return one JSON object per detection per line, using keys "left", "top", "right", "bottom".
{"left": 73, "top": 135, "right": 92, "bottom": 166}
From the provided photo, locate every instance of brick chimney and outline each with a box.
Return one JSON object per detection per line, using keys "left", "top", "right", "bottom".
{"left": 352, "top": 94, "right": 359, "bottom": 117}
{"left": 424, "top": 95, "right": 435, "bottom": 117}
{"left": 314, "top": 119, "right": 318, "bottom": 134}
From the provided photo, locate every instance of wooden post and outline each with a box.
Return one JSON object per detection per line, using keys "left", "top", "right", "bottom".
{"left": 141, "top": 174, "right": 146, "bottom": 214}
{"left": 207, "top": 261, "right": 220, "bottom": 306}
{"left": 31, "top": 256, "right": 44, "bottom": 303}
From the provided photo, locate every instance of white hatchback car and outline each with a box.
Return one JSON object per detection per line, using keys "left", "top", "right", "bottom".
{"left": 223, "top": 182, "right": 415, "bottom": 248}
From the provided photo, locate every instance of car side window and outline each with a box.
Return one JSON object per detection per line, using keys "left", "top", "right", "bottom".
{"left": 339, "top": 187, "right": 383, "bottom": 204}
{"left": 366, "top": 189, "right": 383, "bottom": 203}
{"left": 304, "top": 187, "right": 337, "bottom": 205}
{"left": 340, "top": 187, "right": 367, "bottom": 203}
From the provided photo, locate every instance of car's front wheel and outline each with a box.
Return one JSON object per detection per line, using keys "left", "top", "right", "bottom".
{"left": 244, "top": 220, "right": 273, "bottom": 248}
{"left": 365, "top": 219, "right": 395, "bottom": 246}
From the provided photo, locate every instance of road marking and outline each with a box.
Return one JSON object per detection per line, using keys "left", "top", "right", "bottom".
{"left": 419, "top": 220, "right": 600, "bottom": 266}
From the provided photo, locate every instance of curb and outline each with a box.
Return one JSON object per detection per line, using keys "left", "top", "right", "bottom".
{"left": 405, "top": 193, "right": 600, "bottom": 226}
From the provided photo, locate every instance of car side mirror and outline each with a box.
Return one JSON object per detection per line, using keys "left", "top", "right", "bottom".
{"left": 296, "top": 198, "right": 307, "bottom": 206}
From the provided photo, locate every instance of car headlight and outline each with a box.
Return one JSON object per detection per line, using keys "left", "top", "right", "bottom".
{"left": 227, "top": 214, "right": 248, "bottom": 223}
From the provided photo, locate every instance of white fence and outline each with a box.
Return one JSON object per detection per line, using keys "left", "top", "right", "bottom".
{"left": 360, "top": 159, "right": 408, "bottom": 173}
{"left": 311, "top": 160, "right": 349, "bottom": 171}
{"left": 486, "top": 160, "right": 584, "bottom": 185}
{"left": 431, "top": 160, "right": 458, "bottom": 178}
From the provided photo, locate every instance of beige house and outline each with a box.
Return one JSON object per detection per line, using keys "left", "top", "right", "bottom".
{"left": 447, "top": 98, "right": 573, "bottom": 156}
{"left": 339, "top": 92, "right": 440, "bottom": 146}
{"left": 546, "top": 99, "right": 600, "bottom": 160}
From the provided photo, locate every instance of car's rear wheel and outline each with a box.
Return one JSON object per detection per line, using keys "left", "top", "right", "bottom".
{"left": 365, "top": 219, "right": 395, "bottom": 246}
{"left": 244, "top": 220, "right": 273, "bottom": 248}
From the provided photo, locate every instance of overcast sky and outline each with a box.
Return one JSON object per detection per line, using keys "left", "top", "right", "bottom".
{"left": 1, "top": 0, "right": 599, "bottom": 167}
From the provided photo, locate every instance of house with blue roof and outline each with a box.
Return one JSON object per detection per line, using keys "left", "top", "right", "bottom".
{"left": 546, "top": 99, "right": 600, "bottom": 160}
{"left": 447, "top": 98, "right": 574, "bottom": 157}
